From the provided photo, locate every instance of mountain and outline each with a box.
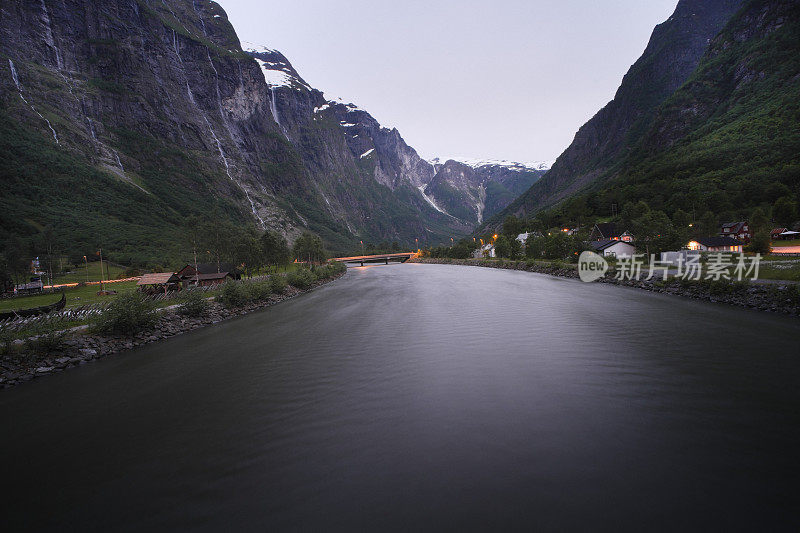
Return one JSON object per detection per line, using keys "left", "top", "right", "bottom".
{"left": 423, "top": 158, "right": 549, "bottom": 225}
{"left": 482, "top": 0, "right": 746, "bottom": 229}
{"left": 0, "top": 0, "right": 543, "bottom": 265}
{"left": 570, "top": 0, "right": 800, "bottom": 222}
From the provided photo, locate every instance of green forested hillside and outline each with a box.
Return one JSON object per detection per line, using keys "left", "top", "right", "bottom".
{"left": 536, "top": 0, "right": 800, "bottom": 228}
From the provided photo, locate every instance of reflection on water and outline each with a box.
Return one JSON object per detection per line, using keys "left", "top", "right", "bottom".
{"left": 1, "top": 264, "right": 799, "bottom": 530}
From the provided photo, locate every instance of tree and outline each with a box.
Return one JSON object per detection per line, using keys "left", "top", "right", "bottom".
{"left": 502, "top": 215, "right": 524, "bottom": 238}
{"left": 261, "top": 230, "right": 291, "bottom": 271}
{"left": 542, "top": 232, "right": 574, "bottom": 260}
{"left": 750, "top": 206, "right": 770, "bottom": 233}
{"left": 621, "top": 201, "right": 650, "bottom": 226}
{"left": 526, "top": 235, "right": 544, "bottom": 259}
{"left": 773, "top": 196, "right": 798, "bottom": 226}
{"left": 746, "top": 230, "right": 771, "bottom": 255}
{"left": 232, "top": 227, "right": 263, "bottom": 277}
{"left": 3, "top": 237, "right": 30, "bottom": 286}
{"left": 672, "top": 209, "right": 692, "bottom": 229}
{"left": 508, "top": 237, "right": 522, "bottom": 260}
{"left": 494, "top": 235, "right": 511, "bottom": 258}
{"left": 698, "top": 211, "right": 718, "bottom": 237}
{"left": 631, "top": 210, "right": 675, "bottom": 256}
{"left": 293, "top": 232, "right": 325, "bottom": 264}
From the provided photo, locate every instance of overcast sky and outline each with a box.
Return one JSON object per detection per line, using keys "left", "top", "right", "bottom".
{"left": 220, "top": 0, "right": 678, "bottom": 163}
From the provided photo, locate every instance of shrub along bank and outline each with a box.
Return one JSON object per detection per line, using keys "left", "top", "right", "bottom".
{"left": 0, "top": 263, "right": 347, "bottom": 389}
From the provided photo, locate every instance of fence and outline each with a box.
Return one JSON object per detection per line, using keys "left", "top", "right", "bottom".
{"left": 0, "top": 284, "right": 222, "bottom": 333}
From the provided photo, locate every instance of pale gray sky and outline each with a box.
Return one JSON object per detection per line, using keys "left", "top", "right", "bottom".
{"left": 220, "top": 0, "right": 678, "bottom": 163}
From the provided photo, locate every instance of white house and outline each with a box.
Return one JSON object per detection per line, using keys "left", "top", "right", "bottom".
{"left": 686, "top": 237, "right": 743, "bottom": 252}
{"left": 590, "top": 239, "right": 636, "bottom": 258}
{"left": 473, "top": 243, "right": 496, "bottom": 258}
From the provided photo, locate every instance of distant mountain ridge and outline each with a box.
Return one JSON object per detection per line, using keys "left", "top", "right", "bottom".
{"left": 423, "top": 158, "right": 549, "bottom": 225}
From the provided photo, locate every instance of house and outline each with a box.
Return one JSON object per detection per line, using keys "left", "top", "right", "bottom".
{"left": 15, "top": 278, "right": 43, "bottom": 295}
{"left": 473, "top": 244, "right": 496, "bottom": 258}
{"left": 177, "top": 262, "right": 240, "bottom": 281}
{"left": 137, "top": 272, "right": 182, "bottom": 294}
{"left": 719, "top": 221, "right": 751, "bottom": 243}
{"left": 771, "top": 227, "right": 788, "bottom": 239}
{"left": 194, "top": 272, "right": 234, "bottom": 287}
{"left": 772, "top": 228, "right": 800, "bottom": 241}
{"left": 590, "top": 239, "right": 636, "bottom": 258}
{"left": 516, "top": 231, "right": 544, "bottom": 245}
{"left": 686, "top": 237, "right": 743, "bottom": 252}
{"left": 589, "top": 223, "right": 633, "bottom": 242}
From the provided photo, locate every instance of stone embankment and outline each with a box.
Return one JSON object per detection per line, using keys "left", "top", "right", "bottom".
{"left": 412, "top": 258, "right": 800, "bottom": 315}
{"left": 1, "top": 272, "right": 344, "bottom": 389}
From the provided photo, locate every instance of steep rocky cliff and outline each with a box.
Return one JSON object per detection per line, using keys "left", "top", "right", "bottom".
{"left": 483, "top": 0, "right": 745, "bottom": 229}
{"left": 423, "top": 159, "right": 548, "bottom": 225}
{"left": 2, "top": 0, "right": 540, "bottom": 262}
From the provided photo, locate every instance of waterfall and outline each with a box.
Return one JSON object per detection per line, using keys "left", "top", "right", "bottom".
{"left": 161, "top": 0, "right": 190, "bottom": 34}
{"left": 114, "top": 151, "right": 124, "bottom": 172}
{"left": 206, "top": 49, "right": 226, "bottom": 119}
{"left": 269, "top": 87, "right": 290, "bottom": 141}
{"left": 9, "top": 59, "right": 59, "bottom": 144}
{"left": 203, "top": 116, "right": 265, "bottom": 226}
{"left": 269, "top": 87, "right": 282, "bottom": 130}
{"left": 40, "top": 0, "right": 63, "bottom": 69}
{"left": 172, "top": 30, "right": 264, "bottom": 227}
{"left": 192, "top": 0, "right": 208, "bottom": 36}
{"left": 87, "top": 118, "right": 97, "bottom": 141}
{"left": 9, "top": 59, "right": 20, "bottom": 90}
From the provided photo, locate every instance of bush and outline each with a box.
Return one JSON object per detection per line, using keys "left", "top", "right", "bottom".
{"left": 24, "top": 321, "right": 69, "bottom": 358}
{"left": 269, "top": 274, "right": 288, "bottom": 294}
{"left": 312, "top": 262, "right": 343, "bottom": 280}
{"left": 178, "top": 289, "right": 209, "bottom": 317}
{"left": 287, "top": 268, "right": 316, "bottom": 290}
{"left": 93, "top": 291, "right": 156, "bottom": 335}
{"left": 217, "top": 280, "right": 248, "bottom": 308}
{"left": 246, "top": 280, "right": 272, "bottom": 301}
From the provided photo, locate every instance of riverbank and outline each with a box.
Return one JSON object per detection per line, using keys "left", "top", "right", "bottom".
{"left": 0, "top": 270, "right": 345, "bottom": 389}
{"left": 411, "top": 258, "right": 800, "bottom": 316}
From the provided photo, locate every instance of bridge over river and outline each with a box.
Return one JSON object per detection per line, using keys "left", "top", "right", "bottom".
{"left": 331, "top": 252, "right": 417, "bottom": 266}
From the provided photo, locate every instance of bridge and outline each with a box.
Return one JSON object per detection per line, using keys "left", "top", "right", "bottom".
{"left": 331, "top": 252, "right": 418, "bottom": 266}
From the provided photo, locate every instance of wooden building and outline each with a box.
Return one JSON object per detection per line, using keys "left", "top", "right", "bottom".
{"left": 137, "top": 272, "right": 181, "bottom": 294}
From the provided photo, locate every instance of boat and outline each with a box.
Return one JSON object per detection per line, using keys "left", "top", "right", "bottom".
{"left": 0, "top": 292, "right": 66, "bottom": 321}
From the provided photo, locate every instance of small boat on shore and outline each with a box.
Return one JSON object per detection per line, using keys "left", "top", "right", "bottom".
{"left": 0, "top": 292, "right": 66, "bottom": 321}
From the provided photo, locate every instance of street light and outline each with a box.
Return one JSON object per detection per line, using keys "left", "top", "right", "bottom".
{"left": 83, "top": 255, "right": 89, "bottom": 283}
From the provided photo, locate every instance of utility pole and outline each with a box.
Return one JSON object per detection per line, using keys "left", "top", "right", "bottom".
{"left": 98, "top": 248, "right": 105, "bottom": 292}
{"left": 84, "top": 255, "right": 89, "bottom": 283}
{"left": 194, "top": 247, "right": 199, "bottom": 287}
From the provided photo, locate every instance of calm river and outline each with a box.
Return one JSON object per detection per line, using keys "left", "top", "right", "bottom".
{"left": 2, "top": 264, "right": 799, "bottom": 530}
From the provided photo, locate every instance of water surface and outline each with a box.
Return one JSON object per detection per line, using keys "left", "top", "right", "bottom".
{"left": 2, "top": 264, "right": 799, "bottom": 530}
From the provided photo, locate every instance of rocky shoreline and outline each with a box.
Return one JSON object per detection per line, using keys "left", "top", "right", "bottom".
{"left": 0, "top": 272, "right": 345, "bottom": 389}
{"left": 412, "top": 258, "right": 800, "bottom": 316}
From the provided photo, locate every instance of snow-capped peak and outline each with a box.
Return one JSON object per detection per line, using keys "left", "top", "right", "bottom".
{"left": 429, "top": 157, "right": 553, "bottom": 172}
{"left": 240, "top": 41, "right": 277, "bottom": 55}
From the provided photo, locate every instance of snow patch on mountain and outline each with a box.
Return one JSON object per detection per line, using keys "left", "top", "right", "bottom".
{"left": 430, "top": 157, "right": 553, "bottom": 172}
{"left": 418, "top": 185, "right": 449, "bottom": 216}
{"left": 240, "top": 41, "right": 277, "bottom": 54}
